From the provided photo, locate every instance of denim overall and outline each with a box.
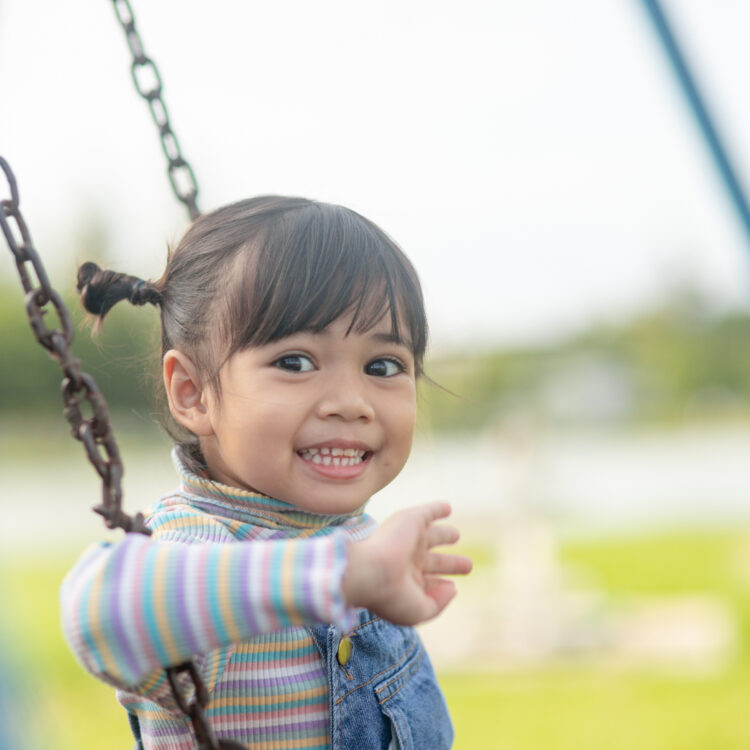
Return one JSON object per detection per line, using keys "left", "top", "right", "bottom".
{"left": 308, "top": 609, "right": 454, "bottom": 750}
{"left": 128, "top": 610, "right": 453, "bottom": 749}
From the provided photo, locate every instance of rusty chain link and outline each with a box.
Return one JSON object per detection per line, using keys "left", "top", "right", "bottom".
{"left": 111, "top": 0, "right": 201, "bottom": 221}
{"left": 4, "top": 4, "right": 231, "bottom": 744}
{"left": 0, "top": 156, "right": 150, "bottom": 537}
{"left": 3, "top": 4, "right": 242, "bottom": 745}
{"left": 107, "top": 3, "right": 232, "bottom": 745}
{"left": 167, "top": 663, "right": 247, "bottom": 750}
{"left": 1, "top": 156, "right": 228, "bottom": 748}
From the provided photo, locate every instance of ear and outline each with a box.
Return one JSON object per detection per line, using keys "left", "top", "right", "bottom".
{"left": 163, "top": 349, "right": 215, "bottom": 436}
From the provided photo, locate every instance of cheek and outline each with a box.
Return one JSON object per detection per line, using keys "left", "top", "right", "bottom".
{"left": 220, "top": 401, "right": 291, "bottom": 460}
{"left": 388, "top": 396, "right": 417, "bottom": 452}
{"left": 238, "top": 407, "right": 295, "bottom": 448}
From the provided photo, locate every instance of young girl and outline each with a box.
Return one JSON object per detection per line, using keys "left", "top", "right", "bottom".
{"left": 61, "top": 196, "right": 472, "bottom": 750}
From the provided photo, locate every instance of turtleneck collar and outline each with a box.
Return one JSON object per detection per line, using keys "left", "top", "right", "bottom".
{"left": 172, "top": 447, "right": 370, "bottom": 532}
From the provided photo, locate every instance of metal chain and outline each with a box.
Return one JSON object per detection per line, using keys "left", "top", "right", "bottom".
{"left": 111, "top": 0, "right": 201, "bottom": 221}
{"left": 0, "top": 156, "right": 240, "bottom": 748}
{"left": 106, "top": 5, "right": 233, "bottom": 743}
{"left": 5, "top": 4, "right": 238, "bottom": 745}
{"left": 167, "top": 664, "right": 247, "bottom": 750}
{"left": 0, "top": 156, "right": 149, "bottom": 536}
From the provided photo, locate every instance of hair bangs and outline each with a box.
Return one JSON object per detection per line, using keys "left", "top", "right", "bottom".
{"left": 224, "top": 202, "right": 427, "bottom": 371}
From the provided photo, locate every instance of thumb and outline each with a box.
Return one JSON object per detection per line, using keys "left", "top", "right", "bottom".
{"left": 423, "top": 577, "right": 457, "bottom": 620}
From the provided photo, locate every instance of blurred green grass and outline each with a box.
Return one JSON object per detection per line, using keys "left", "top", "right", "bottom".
{"left": 2, "top": 527, "right": 750, "bottom": 749}
{"left": 1, "top": 554, "right": 134, "bottom": 748}
{"left": 444, "top": 667, "right": 750, "bottom": 749}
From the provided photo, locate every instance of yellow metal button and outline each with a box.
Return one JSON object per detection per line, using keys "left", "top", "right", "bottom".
{"left": 337, "top": 636, "right": 353, "bottom": 666}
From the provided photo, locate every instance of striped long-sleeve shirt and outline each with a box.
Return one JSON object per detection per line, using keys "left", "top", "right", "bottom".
{"left": 61, "top": 451, "right": 377, "bottom": 749}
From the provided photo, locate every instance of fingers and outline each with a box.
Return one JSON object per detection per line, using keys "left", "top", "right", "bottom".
{"left": 426, "top": 523, "right": 460, "bottom": 549}
{"left": 424, "top": 552, "right": 473, "bottom": 576}
{"left": 423, "top": 577, "right": 457, "bottom": 618}
{"left": 413, "top": 501, "right": 452, "bottom": 524}
{"left": 393, "top": 501, "right": 452, "bottom": 529}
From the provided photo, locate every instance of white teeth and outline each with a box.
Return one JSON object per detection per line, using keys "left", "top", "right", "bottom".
{"left": 299, "top": 447, "right": 368, "bottom": 464}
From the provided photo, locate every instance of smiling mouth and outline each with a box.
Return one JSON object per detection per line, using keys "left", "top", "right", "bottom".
{"left": 297, "top": 446, "right": 370, "bottom": 467}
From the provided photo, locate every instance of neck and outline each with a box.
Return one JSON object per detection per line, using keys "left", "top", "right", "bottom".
{"left": 173, "top": 446, "right": 368, "bottom": 531}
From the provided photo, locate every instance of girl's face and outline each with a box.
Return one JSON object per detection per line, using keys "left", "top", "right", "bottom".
{"left": 196, "top": 312, "right": 417, "bottom": 513}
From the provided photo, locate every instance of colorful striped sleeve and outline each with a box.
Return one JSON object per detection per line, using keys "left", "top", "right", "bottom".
{"left": 60, "top": 532, "right": 350, "bottom": 689}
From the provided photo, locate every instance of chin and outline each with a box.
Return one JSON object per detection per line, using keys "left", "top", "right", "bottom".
{"left": 296, "top": 494, "right": 368, "bottom": 515}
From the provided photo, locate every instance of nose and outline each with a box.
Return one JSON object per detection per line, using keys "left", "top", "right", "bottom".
{"left": 315, "top": 371, "right": 375, "bottom": 423}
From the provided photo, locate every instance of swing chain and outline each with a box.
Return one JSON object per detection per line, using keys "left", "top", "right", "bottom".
{"left": 166, "top": 663, "right": 245, "bottom": 750}
{"left": 0, "top": 156, "right": 150, "bottom": 537}
{"left": 111, "top": 0, "right": 201, "bottom": 222}
{"left": 1, "top": 156, "right": 228, "bottom": 748}
{"left": 107, "top": 6, "right": 235, "bottom": 743}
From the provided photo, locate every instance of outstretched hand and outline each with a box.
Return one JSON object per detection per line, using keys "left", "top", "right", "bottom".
{"left": 342, "top": 502, "right": 473, "bottom": 626}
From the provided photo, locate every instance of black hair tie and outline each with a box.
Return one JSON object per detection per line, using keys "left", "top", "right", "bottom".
{"left": 130, "top": 279, "right": 147, "bottom": 304}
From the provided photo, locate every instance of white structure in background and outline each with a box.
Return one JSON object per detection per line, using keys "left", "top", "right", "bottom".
{"left": 489, "top": 411, "right": 608, "bottom": 662}
{"left": 419, "top": 412, "right": 736, "bottom": 672}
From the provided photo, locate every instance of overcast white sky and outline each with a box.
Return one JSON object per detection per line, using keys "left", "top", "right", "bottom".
{"left": 2, "top": 0, "right": 750, "bottom": 349}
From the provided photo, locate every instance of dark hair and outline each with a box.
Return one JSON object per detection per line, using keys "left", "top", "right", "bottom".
{"left": 77, "top": 196, "right": 428, "bottom": 461}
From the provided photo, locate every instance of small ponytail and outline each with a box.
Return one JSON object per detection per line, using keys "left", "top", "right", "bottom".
{"left": 76, "top": 261, "right": 162, "bottom": 320}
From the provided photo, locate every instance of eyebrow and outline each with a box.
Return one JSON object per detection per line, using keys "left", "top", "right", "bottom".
{"left": 369, "top": 331, "right": 414, "bottom": 350}
{"left": 295, "top": 326, "right": 414, "bottom": 352}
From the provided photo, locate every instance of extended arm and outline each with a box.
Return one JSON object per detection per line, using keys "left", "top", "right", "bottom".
{"left": 61, "top": 502, "right": 472, "bottom": 692}
{"left": 61, "top": 531, "right": 349, "bottom": 688}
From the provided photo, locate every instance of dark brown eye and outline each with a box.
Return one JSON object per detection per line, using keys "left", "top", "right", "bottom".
{"left": 274, "top": 354, "right": 314, "bottom": 372}
{"left": 365, "top": 358, "right": 402, "bottom": 377}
